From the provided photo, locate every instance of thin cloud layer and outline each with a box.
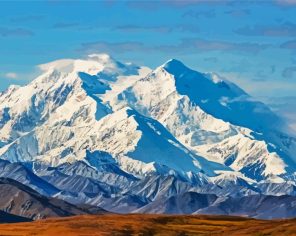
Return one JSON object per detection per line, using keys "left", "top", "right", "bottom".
{"left": 10, "top": 15, "right": 44, "bottom": 23}
{"left": 234, "top": 22, "right": 296, "bottom": 37}
{"left": 80, "top": 41, "right": 148, "bottom": 54}
{"left": 182, "top": 9, "right": 216, "bottom": 19}
{"left": 281, "top": 39, "right": 296, "bottom": 50}
{"left": 53, "top": 22, "right": 81, "bottom": 29}
{"left": 80, "top": 38, "right": 268, "bottom": 55}
{"left": 4, "top": 72, "right": 18, "bottom": 79}
{"left": 262, "top": 95, "right": 296, "bottom": 133}
{"left": 282, "top": 66, "right": 296, "bottom": 79}
{"left": 224, "top": 9, "right": 250, "bottom": 17}
{"left": 113, "top": 24, "right": 199, "bottom": 33}
{"left": 157, "top": 38, "right": 269, "bottom": 54}
{"left": 274, "top": 0, "right": 296, "bottom": 6}
{"left": 126, "top": 0, "right": 243, "bottom": 10}
{"left": 203, "top": 57, "right": 218, "bottom": 63}
{"left": 0, "top": 27, "right": 34, "bottom": 37}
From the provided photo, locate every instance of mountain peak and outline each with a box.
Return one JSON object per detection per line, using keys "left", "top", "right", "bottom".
{"left": 162, "top": 59, "right": 190, "bottom": 76}
{"left": 164, "top": 58, "right": 184, "bottom": 66}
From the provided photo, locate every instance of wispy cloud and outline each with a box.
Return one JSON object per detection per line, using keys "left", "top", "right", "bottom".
{"left": 80, "top": 38, "right": 268, "bottom": 55}
{"left": 220, "top": 72, "right": 296, "bottom": 97}
{"left": 261, "top": 95, "right": 296, "bottom": 134}
{"left": 114, "top": 25, "right": 172, "bottom": 33}
{"left": 126, "top": 0, "right": 237, "bottom": 10}
{"left": 113, "top": 24, "right": 199, "bottom": 33}
{"left": 80, "top": 41, "right": 148, "bottom": 54}
{"left": 182, "top": 9, "right": 216, "bottom": 19}
{"left": 53, "top": 22, "right": 80, "bottom": 29}
{"left": 224, "top": 9, "right": 250, "bottom": 17}
{"left": 157, "top": 38, "right": 269, "bottom": 54}
{"left": 203, "top": 57, "right": 218, "bottom": 63}
{"left": 282, "top": 66, "right": 296, "bottom": 79}
{"left": 51, "top": 22, "right": 110, "bottom": 31}
{"left": 0, "top": 27, "right": 34, "bottom": 37}
{"left": 274, "top": 0, "right": 296, "bottom": 6}
{"left": 280, "top": 39, "right": 296, "bottom": 50}
{"left": 4, "top": 72, "right": 18, "bottom": 79}
{"left": 10, "top": 15, "right": 44, "bottom": 23}
{"left": 126, "top": 0, "right": 207, "bottom": 10}
{"left": 234, "top": 22, "right": 296, "bottom": 37}
{"left": 271, "top": 65, "right": 276, "bottom": 74}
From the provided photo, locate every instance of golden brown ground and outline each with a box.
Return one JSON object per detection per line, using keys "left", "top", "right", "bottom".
{"left": 0, "top": 214, "right": 295, "bottom": 236}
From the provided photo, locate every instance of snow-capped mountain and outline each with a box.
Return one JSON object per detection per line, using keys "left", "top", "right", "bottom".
{"left": 0, "top": 53, "right": 296, "bottom": 219}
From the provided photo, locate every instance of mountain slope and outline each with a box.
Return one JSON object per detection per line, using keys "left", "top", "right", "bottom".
{"left": 135, "top": 192, "right": 218, "bottom": 214}
{"left": 0, "top": 159, "right": 59, "bottom": 196}
{"left": 109, "top": 58, "right": 296, "bottom": 182}
{"left": 0, "top": 210, "right": 31, "bottom": 223}
{"left": 134, "top": 191, "right": 296, "bottom": 219}
{"left": 196, "top": 194, "right": 296, "bottom": 219}
{"left": 0, "top": 177, "right": 106, "bottom": 220}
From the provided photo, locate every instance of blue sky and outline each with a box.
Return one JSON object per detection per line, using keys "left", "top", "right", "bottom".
{"left": 0, "top": 0, "right": 296, "bottom": 130}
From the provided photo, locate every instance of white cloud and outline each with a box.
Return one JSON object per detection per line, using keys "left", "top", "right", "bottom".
{"left": 259, "top": 96, "right": 296, "bottom": 136}
{"left": 219, "top": 72, "right": 296, "bottom": 97}
{"left": 5, "top": 72, "right": 18, "bottom": 79}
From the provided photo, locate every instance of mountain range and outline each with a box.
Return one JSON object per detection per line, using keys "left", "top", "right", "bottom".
{"left": 0, "top": 54, "right": 295, "bottom": 220}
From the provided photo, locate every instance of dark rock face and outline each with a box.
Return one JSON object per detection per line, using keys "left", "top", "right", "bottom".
{"left": 0, "top": 178, "right": 107, "bottom": 220}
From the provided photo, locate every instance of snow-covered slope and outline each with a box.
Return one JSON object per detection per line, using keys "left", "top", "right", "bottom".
{"left": 105, "top": 58, "right": 296, "bottom": 182}
{"left": 0, "top": 54, "right": 228, "bottom": 179}
{"left": 0, "top": 53, "right": 296, "bottom": 210}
